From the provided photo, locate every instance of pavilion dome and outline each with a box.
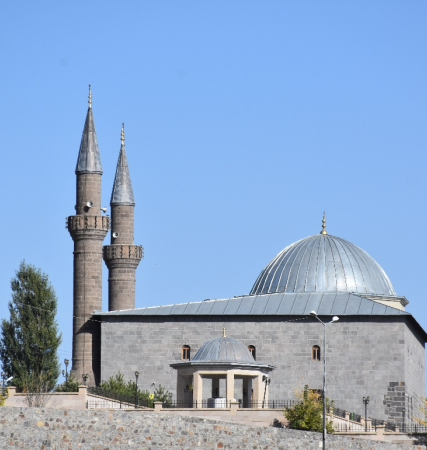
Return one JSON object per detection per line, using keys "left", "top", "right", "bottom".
{"left": 191, "top": 335, "right": 255, "bottom": 364}
{"left": 250, "top": 232, "right": 395, "bottom": 297}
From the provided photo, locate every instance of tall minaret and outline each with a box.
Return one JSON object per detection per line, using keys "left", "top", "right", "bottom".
{"left": 66, "top": 87, "right": 109, "bottom": 385}
{"left": 103, "top": 124, "right": 143, "bottom": 311}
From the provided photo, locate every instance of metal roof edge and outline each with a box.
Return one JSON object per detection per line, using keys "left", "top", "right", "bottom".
{"left": 92, "top": 292, "right": 412, "bottom": 317}
{"left": 169, "top": 361, "right": 276, "bottom": 370}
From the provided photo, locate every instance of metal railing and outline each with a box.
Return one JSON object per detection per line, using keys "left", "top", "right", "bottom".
{"left": 162, "top": 399, "right": 297, "bottom": 409}
{"left": 332, "top": 407, "right": 346, "bottom": 419}
{"left": 86, "top": 399, "right": 138, "bottom": 410}
{"left": 384, "top": 423, "right": 427, "bottom": 433}
{"left": 162, "top": 400, "right": 232, "bottom": 409}
{"left": 333, "top": 423, "right": 374, "bottom": 432}
{"left": 87, "top": 386, "right": 152, "bottom": 409}
{"left": 244, "top": 400, "right": 297, "bottom": 409}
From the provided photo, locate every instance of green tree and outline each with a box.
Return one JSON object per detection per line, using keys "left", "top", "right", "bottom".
{"left": 0, "top": 261, "right": 62, "bottom": 392}
{"left": 55, "top": 373, "right": 79, "bottom": 393}
{"left": 284, "top": 386, "right": 334, "bottom": 434}
{"left": 153, "top": 384, "right": 173, "bottom": 406}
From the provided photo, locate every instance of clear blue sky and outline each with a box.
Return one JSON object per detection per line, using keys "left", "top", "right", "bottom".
{"left": 0, "top": 1, "right": 426, "bottom": 384}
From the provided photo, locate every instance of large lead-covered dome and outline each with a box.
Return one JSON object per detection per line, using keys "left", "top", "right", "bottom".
{"left": 250, "top": 234, "right": 395, "bottom": 296}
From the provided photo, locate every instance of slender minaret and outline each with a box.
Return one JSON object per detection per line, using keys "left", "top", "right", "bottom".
{"left": 103, "top": 124, "right": 143, "bottom": 311}
{"left": 66, "top": 86, "right": 109, "bottom": 386}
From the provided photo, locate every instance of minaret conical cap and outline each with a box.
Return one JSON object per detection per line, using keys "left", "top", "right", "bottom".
{"left": 110, "top": 124, "right": 135, "bottom": 206}
{"left": 75, "top": 86, "right": 103, "bottom": 174}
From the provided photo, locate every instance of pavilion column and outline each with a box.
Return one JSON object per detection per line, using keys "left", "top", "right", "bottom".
{"left": 243, "top": 377, "right": 252, "bottom": 407}
{"left": 253, "top": 375, "right": 264, "bottom": 408}
{"left": 176, "top": 374, "right": 186, "bottom": 403}
{"left": 226, "top": 371, "right": 235, "bottom": 404}
{"left": 193, "top": 372, "right": 203, "bottom": 407}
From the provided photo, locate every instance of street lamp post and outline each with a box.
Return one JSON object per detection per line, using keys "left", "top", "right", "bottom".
{"left": 363, "top": 396, "right": 370, "bottom": 432}
{"left": 134, "top": 371, "right": 139, "bottom": 409}
{"left": 262, "top": 375, "right": 271, "bottom": 408}
{"left": 310, "top": 311, "right": 339, "bottom": 450}
{"left": 63, "top": 359, "right": 69, "bottom": 390}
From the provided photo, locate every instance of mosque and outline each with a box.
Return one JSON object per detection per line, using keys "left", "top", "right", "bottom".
{"left": 67, "top": 89, "right": 426, "bottom": 422}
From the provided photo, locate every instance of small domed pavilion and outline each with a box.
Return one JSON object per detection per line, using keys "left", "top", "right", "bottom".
{"left": 170, "top": 329, "right": 275, "bottom": 407}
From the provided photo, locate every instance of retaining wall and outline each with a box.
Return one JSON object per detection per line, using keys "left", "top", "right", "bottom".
{"left": 0, "top": 407, "right": 425, "bottom": 449}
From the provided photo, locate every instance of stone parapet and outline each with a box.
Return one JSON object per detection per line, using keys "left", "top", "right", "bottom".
{"left": 66, "top": 215, "right": 110, "bottom": 240}
{"left": 102, "top": 244, "right": 143, "bottom": 267}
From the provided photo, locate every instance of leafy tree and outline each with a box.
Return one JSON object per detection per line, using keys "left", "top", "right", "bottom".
{"left": 284, "top": 385, "right": 334, "bottom": 434}
{"left": 414, "top": 398, "right": 427, "bottom": 425}
{"left": 55, "top": 373, "right": 79, "bottom": 393}
{"left": 0, "top": 261, "right": 62, "bottom": 392}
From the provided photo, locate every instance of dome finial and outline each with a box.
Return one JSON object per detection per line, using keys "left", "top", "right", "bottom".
{"left": 88, "top": 84, "right": 92, "bottom": 108}
{"left": 222, "top": 327, "right": 226, "bottom": 338}
{"left": 121, "top": 123, "right": 125, "bottom": 144}
{"left": 320, "top": 211, "right": 327, "bottom": 235}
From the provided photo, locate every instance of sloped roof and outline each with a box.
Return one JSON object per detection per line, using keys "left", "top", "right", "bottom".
{"left": 94, "top": 292, "right": 409, "bottom": 317}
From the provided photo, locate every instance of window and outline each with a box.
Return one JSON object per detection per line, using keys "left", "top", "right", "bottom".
{"left": 248, "top": 345, "right": 256, "bottom": 360}
{"left": 312, "top": 345, "right": 320, "bottom": 361}
{"left": 182, "top": 345, "right": 190, "bottom": 360}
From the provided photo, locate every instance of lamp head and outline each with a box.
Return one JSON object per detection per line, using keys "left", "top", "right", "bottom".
{"left": 310, "top": 311, "right": 317, "bottom": 316}
{"left": 332, "top": 316, "right": 339, "bottom": 322}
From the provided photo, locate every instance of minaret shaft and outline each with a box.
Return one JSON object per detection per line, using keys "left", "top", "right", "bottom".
{"left": 103, "top": 125, "right": 143, "bottom": 312}
{"left": 67, "top": 91, "right": 108, "bottom": 386}
{"left": 76, "top": 174, "right": 102, "bottom": 215}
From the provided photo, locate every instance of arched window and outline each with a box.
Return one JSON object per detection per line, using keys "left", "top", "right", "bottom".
{"left": 182, "top": 345, "right": 190, "bottom": 360}
{"left": 312, "top": 345, "right": 320, "bottom": 361}
{"left": 248, "top": 345, "right": 256, "bottom": 360}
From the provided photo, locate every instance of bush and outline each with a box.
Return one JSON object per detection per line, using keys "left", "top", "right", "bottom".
{"left": 55, "top": 374, "right": 79, "bottom": 393}
{"left": 153, "top": 384, "right": 173, "bottom": 407}
{"left": 99, "top": 372, "right": 173, "bottom": 407}
{"left": 0, "top": 388, "right": 8, "bottom": 406}
{"left": 284, "top": 385, "right": 334, "bottom": 434}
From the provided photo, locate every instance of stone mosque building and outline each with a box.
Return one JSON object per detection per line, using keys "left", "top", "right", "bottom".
{"left": 67, "top": 90, "right": 426, "bottom": 422}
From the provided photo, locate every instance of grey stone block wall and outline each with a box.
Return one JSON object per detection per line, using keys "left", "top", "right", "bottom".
{"left": 100, "top": 315, "right": 425, "bottom": 421}
{"left": 0, "top": 407, "right": 424, "bottom": 449}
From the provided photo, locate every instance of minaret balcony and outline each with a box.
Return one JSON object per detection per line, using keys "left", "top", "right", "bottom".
{"left": 103, "top": 244, "right": 143, "bottom": 268}
{"left": 66, "top": 215, "right": 110, "bottom": 240}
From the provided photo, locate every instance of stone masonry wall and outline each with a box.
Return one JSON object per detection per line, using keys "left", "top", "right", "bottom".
{"left": 0, "top": 407, "right": 424, "bottom": 449}
{"left": 100, "top": 315, "right": 424, "bottom": 421}
{"left": 404, "top": 322, "right": 426, "bottom": 422}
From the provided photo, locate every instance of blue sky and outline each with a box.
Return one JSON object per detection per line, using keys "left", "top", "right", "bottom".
{"left": 0, "top": 1, "right": 426, "bottom": 383}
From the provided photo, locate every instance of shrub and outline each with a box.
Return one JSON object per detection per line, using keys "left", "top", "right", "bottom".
{"left": 284, "top": 385, "right": 334, "bottom": 434}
